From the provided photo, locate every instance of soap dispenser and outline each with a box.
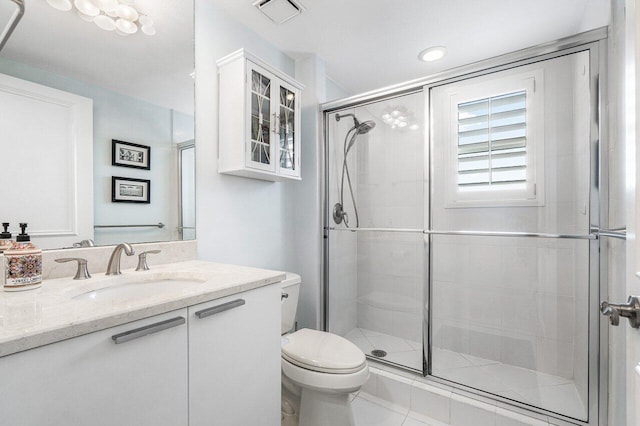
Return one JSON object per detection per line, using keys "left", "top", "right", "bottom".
{"left": 4, "top": 223, "right": 42, "bottom": 291}
{"left": 0, "top": 223, "right": 12, "bottom": 253}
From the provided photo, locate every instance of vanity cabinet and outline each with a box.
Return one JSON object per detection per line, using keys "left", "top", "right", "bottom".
{"left": 0, "top": 283, "right": 282, "bottom": 426}
{"left": 188, "top": 283, "right": 281, "bottom": 425}
{"left": 217, "top": 49, "right": 303, "bottom": 182}
{"left": 0, "top": 309, "right": 189, "bottom": 426}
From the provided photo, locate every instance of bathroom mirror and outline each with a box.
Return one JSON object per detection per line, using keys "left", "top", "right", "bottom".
{"left": 0, "top": 0, "right": 194, "bottom": 249}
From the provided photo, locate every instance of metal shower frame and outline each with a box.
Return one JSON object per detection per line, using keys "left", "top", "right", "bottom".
{"left": 321, "top": 27, "right": 610, "bottom": 426}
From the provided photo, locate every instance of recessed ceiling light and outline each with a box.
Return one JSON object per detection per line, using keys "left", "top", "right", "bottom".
{"left": 418, "top": 46, "right": 447, "bottom": 62}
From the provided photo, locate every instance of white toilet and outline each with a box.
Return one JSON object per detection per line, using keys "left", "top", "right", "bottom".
{"left": 281, "top": 273, "right": 369, "bottom": 426}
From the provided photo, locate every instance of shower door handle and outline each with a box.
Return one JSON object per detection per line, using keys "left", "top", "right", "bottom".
{"left": 600, "top": 296, "right": 640, "bottom": 328}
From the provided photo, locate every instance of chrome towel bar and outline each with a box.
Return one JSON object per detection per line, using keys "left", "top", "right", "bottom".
{"left": 94, "top": 222, "right": 165, "bottom": 229}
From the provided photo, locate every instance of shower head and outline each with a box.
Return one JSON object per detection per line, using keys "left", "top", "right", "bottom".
{"left": 345, "top": 120, "right": 376, "bottom": 154}
{"left": 336, "top": 113, "right": 376, "bottom": 136}
{"left": 356, "top": 120, "right": 376, "bottom": 134}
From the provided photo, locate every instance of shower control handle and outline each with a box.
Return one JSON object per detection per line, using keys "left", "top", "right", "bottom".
{"left": 600, "top": 296, "right": 640, "bottom": 328}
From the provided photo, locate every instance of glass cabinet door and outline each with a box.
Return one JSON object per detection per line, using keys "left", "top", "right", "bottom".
{"left": 277, "top": 83, "right": 298, "bottom": 176}
{"left": 248, "top": 64, "right": 275, "bottom": 171}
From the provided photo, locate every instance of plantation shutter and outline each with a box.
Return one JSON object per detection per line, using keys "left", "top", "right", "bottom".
{"left": 456, "top": 91, "right": 527, "bottom": 191}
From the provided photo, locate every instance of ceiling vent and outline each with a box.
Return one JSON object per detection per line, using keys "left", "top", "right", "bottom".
{"left": 253, "top": 0, "right": 304, "bottom": 25}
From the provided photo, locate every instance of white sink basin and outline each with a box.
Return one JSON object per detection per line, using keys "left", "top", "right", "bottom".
{"left": 72, "top": 276, "right": 207, "bottom": 302}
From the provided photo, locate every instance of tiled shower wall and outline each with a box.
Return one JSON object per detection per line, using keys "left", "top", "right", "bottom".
{"left": 327, "top": 110, "right": 359, "bottom": 336}
{"left": 327, "top": 94, "right": 426, "bottom": 343}
{"left": 354, "top": 94, "right": 425, "bottom": 343}
{"left": 431, "top": 235, "right": 588, "bottom": 380}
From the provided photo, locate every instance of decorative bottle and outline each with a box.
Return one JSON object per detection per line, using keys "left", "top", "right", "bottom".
{"left": 0, "top": 222, "right": 12, "bottom": 253}
{"left": 4, "top": 223, "right": 42, "bottom": 291}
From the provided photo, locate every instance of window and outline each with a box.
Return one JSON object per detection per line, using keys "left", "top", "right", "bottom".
{"left": 443, "top": 69, "right": 544, "bottom": 207}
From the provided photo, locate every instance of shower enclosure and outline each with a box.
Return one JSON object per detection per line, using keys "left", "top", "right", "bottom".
{"left": 323, "top": 32, "right": 606, "bottom": 425}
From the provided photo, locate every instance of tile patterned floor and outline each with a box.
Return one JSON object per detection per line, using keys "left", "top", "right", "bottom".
{"left": 344, "top": 328, "right": 587, "bottom": 419}
{"left": 352, "top": 392, "right": 448, "bottom": 426}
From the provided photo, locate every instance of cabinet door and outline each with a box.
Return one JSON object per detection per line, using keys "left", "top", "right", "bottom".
{"left": 275, "top": 79, "right": 301, "bottom": 178}
{"left": 246, "top": 62, "right": 276, "bottom": 172}
{"left": 0, "top": 309, "right": 188, "bottom": 426}
{"left": 189, "top": 284, "right": 281, "bottom": 426}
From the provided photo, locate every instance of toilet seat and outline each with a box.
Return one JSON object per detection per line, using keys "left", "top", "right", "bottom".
{"left": 281, "top": 329, "right": 366, "bottom": 374}
{"left": 282, "top": 357, "right": 369, "bottom": 393}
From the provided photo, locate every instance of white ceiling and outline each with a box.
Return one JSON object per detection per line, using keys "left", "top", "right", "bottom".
{"left": 0, "top": 0, "right": 610, "bottom": 112}
{"left": 215, "top": 0, "right": 610, "bottom": 95}
{"left": 1, "top": 0, "right": 194, "bottom": 114}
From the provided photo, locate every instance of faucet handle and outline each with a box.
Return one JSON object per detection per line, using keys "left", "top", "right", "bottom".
{"left": 136, "top": 250, "right": 161, "bottom": 271}
{"left": 72, "top": 239, "right": 95, "bottom": 248}
{"left": 55, "top": 258, "right": 91, "bottom": 280}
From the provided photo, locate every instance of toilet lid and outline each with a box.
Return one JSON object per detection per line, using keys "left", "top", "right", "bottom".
{"left": 281, "top": 329, "right": 366, "bottom": 374}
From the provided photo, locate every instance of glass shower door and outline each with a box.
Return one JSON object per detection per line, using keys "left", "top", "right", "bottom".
{"left": 326, "top": 92, "right": 427, "bottom": 371}
{"left": 429, "top": 51, "right": 592, "bottom": 421}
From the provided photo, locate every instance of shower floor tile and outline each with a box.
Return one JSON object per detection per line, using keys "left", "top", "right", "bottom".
{"left": 431, "top": 348, "right": 586, "bottom": 419}
{"left": 347, "top": 327, "right": 422, "bottom": 370}
{"left": 344, "top": 329, "right": 586, "bottom": 419}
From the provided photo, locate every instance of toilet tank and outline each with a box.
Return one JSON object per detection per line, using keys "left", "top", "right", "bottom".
{"left": 281, "top": 272, "right": 301, "bottom": 335}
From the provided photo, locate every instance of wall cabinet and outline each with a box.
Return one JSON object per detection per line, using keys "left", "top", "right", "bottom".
{"left": 218, "top": 49, "right": 303, "bottom": 182}
{"left": 0, "top": 284, "right": 281, "bottom": 426}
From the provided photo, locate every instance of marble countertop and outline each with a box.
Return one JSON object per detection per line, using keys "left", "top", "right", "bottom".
{"left": 0, "top": 260, "right": 285, "bottom": 357}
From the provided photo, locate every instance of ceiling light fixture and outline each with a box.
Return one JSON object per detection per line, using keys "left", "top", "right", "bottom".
{"left": 46, "top": 0, "right": 155, "bottom": 36}
{"left": 418, "top": 46, "right": 447, "bottom": 62}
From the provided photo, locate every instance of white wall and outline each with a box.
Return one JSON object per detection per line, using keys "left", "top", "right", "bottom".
{"left": 0, "top": 59, "right": 187, "bottom": 246}
{"left": 326, "top": 77, "right": 350, "bottom": 102}
{"left": 194, "top": 2, "right": 296, "bottom": 270}
{"left": 194, "top": 3, "right": 339, "bottom": 330}
{"left": 285, "top": 55, "right": 328, "bottom": 330}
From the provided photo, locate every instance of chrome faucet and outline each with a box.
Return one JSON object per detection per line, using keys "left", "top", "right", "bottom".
{"left": 106, "top": 243, "right": 135, "bottom": 275}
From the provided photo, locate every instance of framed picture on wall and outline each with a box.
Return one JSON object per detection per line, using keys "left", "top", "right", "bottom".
{"left": 112, "top": 139, "right": 151, "bottom": 170}
{"left": 112, "top": 176, "right": 151, "bottom": 203}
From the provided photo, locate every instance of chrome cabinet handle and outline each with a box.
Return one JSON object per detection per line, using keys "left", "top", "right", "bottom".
{"left": 112, "top": 316, "right": 186, "bottom": 344}
{"left": 272, "top": 113, "right": 279, "bottom": 135}
{"left": 195, "top": 299, "right": 245, "bottom": 319}
{"left": 54, "top": 258, "right": 91, "bottom": 280}
{"left": 600, "top": 296, "right": 640, "bottom": 328}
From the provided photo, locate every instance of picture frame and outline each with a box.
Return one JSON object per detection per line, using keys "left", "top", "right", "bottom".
{"left": 112, "top": 139, "right": 151, "bottom": 170}
{"left": 112, "top": 176, "right": 151, "bottom": 204}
